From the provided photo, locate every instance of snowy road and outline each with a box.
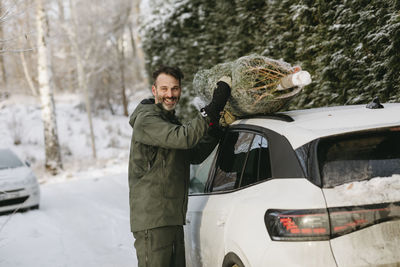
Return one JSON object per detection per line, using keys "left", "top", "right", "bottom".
{"left": 0, "top": 174, "right": 137, "bottom": 267}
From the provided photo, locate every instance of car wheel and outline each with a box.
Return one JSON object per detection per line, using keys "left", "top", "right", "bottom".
{"left": 222, "top": 252, "right": 245, "bottom": 267}
{"left": 30, "top": 205, "right": 39, "bottom": 210}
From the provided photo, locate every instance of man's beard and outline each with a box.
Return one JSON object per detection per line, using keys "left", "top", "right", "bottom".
{"left": 156, "top": 94, "right": 179, "bottom": 111}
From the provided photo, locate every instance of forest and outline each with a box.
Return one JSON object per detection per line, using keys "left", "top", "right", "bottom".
{"left": 0, "top": 0, "right": 146, "bottom": 174}
{"left": 141, "top": 0, "right": 400, "bottom": 116}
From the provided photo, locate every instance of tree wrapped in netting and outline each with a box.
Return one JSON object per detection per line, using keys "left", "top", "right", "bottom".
{"left": 194, "top": 54, "right": 311, "bottom": 118}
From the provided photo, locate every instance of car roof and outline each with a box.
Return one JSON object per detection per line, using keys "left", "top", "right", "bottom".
{"left": 233, "top": 103, "right": 400, "bottom": 149}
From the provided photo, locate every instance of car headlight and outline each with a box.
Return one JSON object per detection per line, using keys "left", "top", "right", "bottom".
{"left": 25, "top": 172, "right": 38, "bottom": 185}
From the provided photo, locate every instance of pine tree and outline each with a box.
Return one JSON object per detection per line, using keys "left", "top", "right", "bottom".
{"left": 140, "top": 0, "right": 400, "bottom": 119}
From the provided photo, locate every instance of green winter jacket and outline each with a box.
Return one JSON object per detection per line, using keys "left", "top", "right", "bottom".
{"left": 128, "top": 99, "right": 218, "bottom": 232}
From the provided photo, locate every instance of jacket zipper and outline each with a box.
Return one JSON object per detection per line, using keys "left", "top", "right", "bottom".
{"left": 162, "top": 159, "right": 166, "bottom": 175}
{"left": 145, "top": 229, "right": 149, "bottom": 266}
{"left": 182, "top": 169, "right": 188, "bottom": 224}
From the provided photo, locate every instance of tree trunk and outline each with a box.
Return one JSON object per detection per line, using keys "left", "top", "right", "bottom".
{"left": 20, "top": 50, "right": 38, "bottom": 96}
{"left": 57, "top": 0, "right": 65, "bottom": 23}
{"left": 0, "top": 2, "right": 7, "bottom": 86}
{"left": 68, "top": 0, "right": 96, "bottom": 159}
{"left": 131, "top": 2, "right": 149, "bottom": 86}
{"left": 117, "top": 36, "right": 129, "bottom": 116}
{"left": 76, "top": 52, "right": 97, "bottom": 158}
{"left": 35, "top": 0, "right": 63, "bottom": 174}
{"left": 128, "top": 24, "right": 142, "bottom": 83}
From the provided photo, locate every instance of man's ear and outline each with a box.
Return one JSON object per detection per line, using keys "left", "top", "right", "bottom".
{"left": 151, "top": 85, "right": 156, "bottom": 97}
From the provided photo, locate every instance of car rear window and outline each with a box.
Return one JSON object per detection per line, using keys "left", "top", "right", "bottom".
{"left": 317, "top": 130, "right": 400, "bottom": 187}
{"left": 0, "top": 149, "right": 24, "bottom": 170}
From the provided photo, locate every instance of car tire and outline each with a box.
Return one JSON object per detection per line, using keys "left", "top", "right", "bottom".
{"left": 30, "top": 205, "right": 39, "bottom": 210}
{"left": 222, "top": 252, "right": 245, "bottom": 267}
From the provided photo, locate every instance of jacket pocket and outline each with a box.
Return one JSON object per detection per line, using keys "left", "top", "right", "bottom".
{"left": 162, "top": 158, "right": 177, "bottom": 198}
{"left": 145, "top": 145, "right": 157, "bottom": 171}
{"left": 131, "top": 143, "right": 157, "bottom": 180}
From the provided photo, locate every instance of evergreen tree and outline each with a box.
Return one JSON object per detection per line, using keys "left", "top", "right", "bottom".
{"left": 140, "top": 0, "right": 400, "bottom": 119}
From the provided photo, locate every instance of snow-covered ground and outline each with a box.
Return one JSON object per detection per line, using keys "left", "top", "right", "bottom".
{"left": 0, "top": 173, "right": 137, "bottom": 267}
{"left": 0, "top": 92, "right": 151, "bottom": 267}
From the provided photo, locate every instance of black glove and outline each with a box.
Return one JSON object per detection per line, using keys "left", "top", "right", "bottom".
{"left": 207, "top": 124, "right": 226, "bottom": 139}
{"left": 201, "top": 79, "right": 231, "bottom": 125}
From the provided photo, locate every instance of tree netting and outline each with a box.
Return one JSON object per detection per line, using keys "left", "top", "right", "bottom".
{"left": 194, "top": 54, "right": 308, "bottom": 117}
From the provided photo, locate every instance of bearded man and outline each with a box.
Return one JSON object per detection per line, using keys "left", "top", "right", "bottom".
{"left": 128, "top": 65, "right": 231, "bottom": 267}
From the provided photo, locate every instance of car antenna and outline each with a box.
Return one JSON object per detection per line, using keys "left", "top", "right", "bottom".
{"left": 366, "top": 97, "right": 384, "bottom": 109}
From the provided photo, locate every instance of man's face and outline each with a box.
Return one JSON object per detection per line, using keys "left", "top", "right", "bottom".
{"left": 152, "top": 73, "right": 181, "bottom": 111}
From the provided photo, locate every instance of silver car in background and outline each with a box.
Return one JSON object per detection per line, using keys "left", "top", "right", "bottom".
{"left": 0, "top": 149, "right": 40, "bottom": 214}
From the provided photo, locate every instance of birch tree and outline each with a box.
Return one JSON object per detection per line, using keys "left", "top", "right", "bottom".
{"left": 36, "top": 0, "right": 62, "bottom": 174}
{"left": 62, "top": 0, "right": 97, "bottom": 159}
{"left": 18, "top": 5, "right": 38, "bottom": 97}
{"left": 0, "top": 2, "right": 7, "bottom": 86}
{"left": 131, "top": 0, "right": 148, "bottom": 88}
{"left": 116, "top": 36, "right": 129, "bottom": 116}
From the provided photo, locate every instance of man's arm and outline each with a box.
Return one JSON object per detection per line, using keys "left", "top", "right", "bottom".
{"left": 133, "top": 113, "right": 210, "bottom": 150}
{"left": 134, "top": 77, "right": 232, "bottom": 150}
{"left": 187, "top": 133, "right": 220, "bottom": 164}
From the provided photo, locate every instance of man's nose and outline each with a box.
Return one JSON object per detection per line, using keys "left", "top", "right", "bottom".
{"left": 166, "top": 89, "right": 173, "bottom": 98}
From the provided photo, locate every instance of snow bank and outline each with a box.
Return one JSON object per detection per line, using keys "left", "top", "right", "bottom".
{"left": 324, "top": 174, "right": 400, "bottom": 206}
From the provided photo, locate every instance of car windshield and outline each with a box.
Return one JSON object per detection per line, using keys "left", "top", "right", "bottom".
{"left": 0, "top": 149, "right": 24, "bottom": 170}
{"left": 317, "top": 129, "right": 400, "bottom": 187}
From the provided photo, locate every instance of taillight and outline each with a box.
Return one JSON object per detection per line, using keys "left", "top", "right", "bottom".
{"left": 265, "top": 209, "right": 330, "bottom": 241}
{"left": 330, "top": 202, "right": 400, "bottom": 238}
{"left": 265, "top": 201, "right": 400, "bottom": 241}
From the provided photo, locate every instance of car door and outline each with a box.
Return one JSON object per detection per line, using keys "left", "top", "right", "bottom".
{"left": 186, "top": 129, "right": 271, "bottom": 266}
{"left": 185, "top": 146, "right": 218, "bottom": 267}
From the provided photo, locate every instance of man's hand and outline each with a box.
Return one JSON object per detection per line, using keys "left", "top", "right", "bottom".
{"left": 201, "top": 77, "right": 232, "bottom": 125}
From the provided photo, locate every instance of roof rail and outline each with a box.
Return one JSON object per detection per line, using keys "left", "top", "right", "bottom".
{"left": 238, "top": 113, "right": 294, "bottom": 122}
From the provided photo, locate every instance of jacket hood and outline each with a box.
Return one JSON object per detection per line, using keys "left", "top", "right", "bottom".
{"left": 129, "top": 98, "right": 154, "bottom": 127}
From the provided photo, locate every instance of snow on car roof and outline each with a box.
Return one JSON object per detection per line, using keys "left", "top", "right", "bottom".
{"left": 234, "top": 103, "right": 400, "bottom": 149}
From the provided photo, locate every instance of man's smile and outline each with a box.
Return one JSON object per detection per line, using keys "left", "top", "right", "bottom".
{"left": 162, "top": 97, "right": 179, "bottom": 108}
{"left": 164, "top": 97, "right": 177, "bottom": 104}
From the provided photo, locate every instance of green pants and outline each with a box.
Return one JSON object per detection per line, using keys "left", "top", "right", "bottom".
{"left": 133, "top": 225, "right": 186, "bottom": 267}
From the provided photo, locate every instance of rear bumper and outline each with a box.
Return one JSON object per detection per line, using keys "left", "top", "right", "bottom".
{"left": 257, "top": 241, "right": 337, "bottom": 266}
{"left": 330, "top": 220, "right": 400, "bottom": 266}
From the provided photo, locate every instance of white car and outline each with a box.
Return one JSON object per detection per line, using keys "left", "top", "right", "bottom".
{"left": 185, "top": 102, "right": 400, "bottom": 267}
{"left": 0, "top": 149, "right": 40, "bottom": 214}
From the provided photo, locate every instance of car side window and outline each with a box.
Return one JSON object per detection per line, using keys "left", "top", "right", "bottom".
{"left": 211, "top": 131, "right": 254, "bottom": 192}
{"left": 189, "top": 146, "right": 218, "bottom": 195}
{"left": 239, "top": 135, "right": 272, "bottom": 187}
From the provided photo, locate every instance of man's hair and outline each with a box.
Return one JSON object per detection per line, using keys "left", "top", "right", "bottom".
{"left": 152, "top": 65, "right": 184, "bottom": 86}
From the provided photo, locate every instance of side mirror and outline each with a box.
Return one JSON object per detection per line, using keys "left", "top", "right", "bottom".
{"left": 25, "top": 160, "right": 31, "bottom": 167}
